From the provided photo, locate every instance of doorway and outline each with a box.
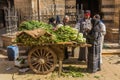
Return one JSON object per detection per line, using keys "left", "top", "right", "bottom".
{"left": 76, "top": 0, "right": 101, "bottom": 18}
{"left": 0, "top": 0, "right": 8, "bottom": 28}
{"left": 0, "top": 0, "right": 14, "bottom": 29}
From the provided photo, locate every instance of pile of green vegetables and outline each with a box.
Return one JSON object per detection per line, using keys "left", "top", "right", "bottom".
{"left": 16, "top": 20, "right": 86, "bottom": 45}
{"left": 61, "top": 66, "right": 84, "bottom": 77}
{"left": 19, "top": 20, "right": 53, "bottom": 31}
{"left": 16, "top": 32, "right": 53, "bottom": 46}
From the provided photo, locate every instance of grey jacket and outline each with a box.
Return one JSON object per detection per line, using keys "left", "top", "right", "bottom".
{"left": 75, "top": 18, "right": 92, "bottom": 35}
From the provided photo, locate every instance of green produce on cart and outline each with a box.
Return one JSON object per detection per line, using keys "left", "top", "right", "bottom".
{"left": 16, "top": 20, "right": 86, "bottom": 46}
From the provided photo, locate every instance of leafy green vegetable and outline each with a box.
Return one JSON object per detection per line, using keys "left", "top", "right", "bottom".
{"left": 94, "top": 75, "right": 100, "bottom": 79}
{"left": 61, "top": 66, "right": 84, "bottom": 77}
{"left": 17, "top": 20, "right": 86, "bottom": 45}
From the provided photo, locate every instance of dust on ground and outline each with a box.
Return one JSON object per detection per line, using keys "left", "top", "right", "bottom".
{"left": 0, "top": 54, "right": 120, "bottom": 80}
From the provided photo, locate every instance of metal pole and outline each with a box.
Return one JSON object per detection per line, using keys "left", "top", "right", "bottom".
{"left": 76, "top": 4, "right": 79, "bottom": 21}
{"left": 37, "top": 0, "right": 40, "bottom": 21}
{"left": 77, "top": 4, "right": 79, "bottom": 15}
{"left": 53, "top": 0, "right": 56, "bottom": 16}
{"left": 118, "top": 10, "right": 120, "bottom": 45}
{"left": 65, "top": 0, "right": 66, "bottom": 15}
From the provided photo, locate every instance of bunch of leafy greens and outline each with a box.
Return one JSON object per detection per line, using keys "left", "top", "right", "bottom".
{"left": 17, "top": 20, "right": 86, "bottom": 45}
{"left": 19, "top": 20, "right": 53, "bottom": 31}
{"left": 61, "top": 66, "right": 84, "bottom": 77}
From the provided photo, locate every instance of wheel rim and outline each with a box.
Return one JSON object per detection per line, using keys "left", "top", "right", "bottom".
{"left": 28, "top": 46, "right": 57, "bottom": 74}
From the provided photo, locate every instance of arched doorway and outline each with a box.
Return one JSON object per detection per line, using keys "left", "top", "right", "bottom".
{"left": 76, "top": 0, "right": 102, "bottom": 18}
{"left": 0, "top": 0, "right": 8, "bottom": 29}
{"left": 0, "top": 0, "right": 14, "bottom": 29}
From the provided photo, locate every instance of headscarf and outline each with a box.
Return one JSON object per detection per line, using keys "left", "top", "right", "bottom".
{"left": 94, "top": 14, "right": 101, "bottom": 26}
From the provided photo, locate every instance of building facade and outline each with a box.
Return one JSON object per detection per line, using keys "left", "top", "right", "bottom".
{"left": 0, "top": 0, "right": 120, "bottom": 43}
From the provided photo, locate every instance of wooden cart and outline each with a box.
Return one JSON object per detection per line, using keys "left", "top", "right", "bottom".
{"left": 16, "top": 29, "right": 91, "bottom": 75}
{"left": 18, "top": 42, "right": 91, "bottom": 75}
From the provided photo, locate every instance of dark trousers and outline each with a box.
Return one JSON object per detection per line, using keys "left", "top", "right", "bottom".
{"left": 78, "top": 47, "right": 88, "bottom": 61}
{"left": 64, "top": 47, "right": 68, "bottom": 59}
{"left": 87, "top": 45, "right": 101, "bottom": 73}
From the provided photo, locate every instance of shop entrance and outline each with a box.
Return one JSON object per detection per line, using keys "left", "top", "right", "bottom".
{"left": 76, "top": 0, "right": 101, "bottom": 18}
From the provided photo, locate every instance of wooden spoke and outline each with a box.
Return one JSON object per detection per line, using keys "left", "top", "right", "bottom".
{"left": 42, "top": 49, "right": 46, "bottom": 57}
{"left": 34, "top": 63, "right": 40, "bottom": 69}
{"left": 32, "top": 61, "right": 38, "bottom": 66}
{"left": 40, "top": 49, "right": 43, "bottom": 57}
{"left": 32, "top": 52, "right": 39, "bottom": 58}
{"left": 38, "top": 64, "right": 42, "bottom": 71}
{"left": 44, "top": 63, "right": 51, "bottom": 69}
{"left": 35, "top": 49, "right": 40, "bottom": 57}
{"left": 47, "top": 61, "right": 53, "bottom": 65}
{"left": 41, "top": 65, "right": 45, "bottom": 72}
{"left": 43, "top": 64, "right": 48, "bottom": 71}
{"left": 46, "top": 52, "right": 51, "bottom": 57}
{"left": 47, "top": 54, "right": 53, "bottom": 58}
{"left": 46, "top": 59, "right": 54, "bottom": 62}
{"left": 28, "top": 46, "right": 57, "bottom": 74}
{"left": 31, "top": 57, "right": 38, "bottom": 62}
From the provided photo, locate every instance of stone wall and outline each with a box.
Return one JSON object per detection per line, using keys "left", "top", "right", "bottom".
{"left": 32, "top": 0, "right": 65, "bottom": 15}
{"left": 101, "top": 0, "right": 120, "bottom": 42}
{"left": 114, "top": 0, "right": 120, "bottom": 42}
{"left": 14, "top": 0, "right": 31, "bottom": 14}
{"left": 13, "top": 0, "right": 120, "bottom": 42}
{"left": 101, "top": 0, "right": 115, "bottom": 27}
{"left": 14, "top": 0, "right": 31, "bottom": 8}
{"left": 114, "top": 0, "right": 120, "bottom": 27}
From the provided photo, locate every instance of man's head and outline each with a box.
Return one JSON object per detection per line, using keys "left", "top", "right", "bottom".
{"left": 63, "top": 15, "right": 69, "bottom": 23}
{"left": 49, "top": 17, "right": 56, "bottom": 24}
{"left": 93, "top": 14, "right": 100, "bottom": 20}
{"left": 84, "top": 10, "right": 91, "bottom": 19}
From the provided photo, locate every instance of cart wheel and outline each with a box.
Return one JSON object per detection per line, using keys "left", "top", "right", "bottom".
{"left": 28, "top": 46, "right": 57, "bottom": 74}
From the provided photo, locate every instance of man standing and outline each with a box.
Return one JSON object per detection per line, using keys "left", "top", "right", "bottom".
{"left": 57, "top": 15, "right": 70, "bottom": 27}
{"left": 63, "top": 15, "right": 70, "bottom": 59}
{"left": 57, "top": 15, "right": 70, "bottom": 59}
{"left": 75, "top": 10, "right": 92, "bottom": 61}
